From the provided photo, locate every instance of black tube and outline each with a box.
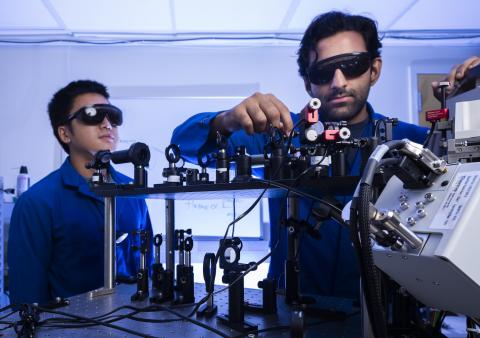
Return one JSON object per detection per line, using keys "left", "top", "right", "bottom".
{"left": 358, "top": 183, "right": 388, "bottom": 338}
{"left": 332, "top": 149, "right": 347, "bottom": 176}
{"left": 229, "top": 272, "right": 244, "bottom": 324}
{"left": 360, "top": 140, "right": 406, "bottom": 186}
{"left": 134, "top": 166, "right": 147, "bottom": 187}
{"left": 270, "top": 146, "right": 286, "bottom": 179}
{"left": 111, "top": 142, "right": 151, "bottom": 166}
{"left": 234, "top": 146, "right": 252, "bottom": 180}
{"left": 215, "top": 149, "right": 230, "bottom": 183}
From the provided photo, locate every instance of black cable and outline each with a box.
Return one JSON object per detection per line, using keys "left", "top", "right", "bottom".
{"left": 285, "top": 117, "right": 305, "bottom": 153}
{"left": 349, "top": 139, "right": 409, "bottom": 337}
{"left": 36, "top": 306, "right": 156, "bottom": 338}
{"left": 423, "top": 121, "right": 436, "bottom": 148}
{"left": 42, "top": 316, "right": 180, "bottom": 329}
{"left": 0, "top": 304, "right": 14, "bottom": 314}
{"left": 357, "top": 184, "right": 388, "bottom": 338}
{"left": 43, "top": 302, "right": 193, "bottom": 324}
{"left": 252, "top": 178, "right": 346, "bottom": 227}
{"left": 0, "top": 310, "right": 17, "bottom": 321}
{"left": 40, "top": 304, "right": 181, "bottom": 328}
{"left": 0, "top": 323, "right": 15, "bottom": 331}
{"left": 62, "top": 304, "right": 150, "bottom": 321}
{"left": 189, "top": 123, "right": 300, "bottom": 317}
{"left": 39, "top": 302, "right": 227, "bottom": 338}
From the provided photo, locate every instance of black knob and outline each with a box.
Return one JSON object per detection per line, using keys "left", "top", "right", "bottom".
{"left": 154, "top": 234, "right": 163, "bottom": 247}
{"left": 184, "top": 237, "right": 194, "bottom": 251}
{"left": 165, "top": 144, "right": 181, "bottom": 164}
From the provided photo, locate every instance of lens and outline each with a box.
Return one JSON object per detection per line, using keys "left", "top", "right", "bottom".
{"left": 308, "top": 52, "right": 371, "bottom": 85}
{"left": 92, "top": 104, "right": 123, "bottom": 126}
{"left": 68, "top": 104, "right": 123, "bottom": 126}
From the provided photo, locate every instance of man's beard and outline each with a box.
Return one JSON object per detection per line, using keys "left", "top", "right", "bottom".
{"left": 319, "top": 87, "right": 369, "bottom": 122}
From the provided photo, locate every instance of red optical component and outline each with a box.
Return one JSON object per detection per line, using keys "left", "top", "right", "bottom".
{"left": 305, "top": 107, "right": 319, "bottom": 123}
{"left": 323, "top": 129, "right": 339, "bottom": 141}
{"left": 425, "top": 108, "right": 449, "bottom": 122}
{"left": 304, "top": 98, "right": 321, "bottom": 124}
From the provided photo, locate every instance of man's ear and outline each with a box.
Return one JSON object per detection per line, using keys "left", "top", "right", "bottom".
{"left": 303, "top": 77, "right": 313, "bottom": 97}
{"left": 370, "top": 57, "right": 382, "bottom": 87}
{"left": 57, "top": 125, "right": 71, "bottom": 144}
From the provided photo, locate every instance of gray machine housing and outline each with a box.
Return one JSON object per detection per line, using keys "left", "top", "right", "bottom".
{"left": 372, "top": 80, "right": 480, "bottom": 318}
{"left": 373, "top": 163, "right": 480, "bottom": 317}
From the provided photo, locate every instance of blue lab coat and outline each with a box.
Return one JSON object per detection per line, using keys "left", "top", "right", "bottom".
{"left": 8, "top": 157, "right": 152, "bottom": 305}
{"left": 171, "top": 102, "right": 427, "bottom": 299}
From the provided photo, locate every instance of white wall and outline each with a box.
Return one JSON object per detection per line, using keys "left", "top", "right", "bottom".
{"left": 0, "top": 42, "right": 478, "bottom": 192}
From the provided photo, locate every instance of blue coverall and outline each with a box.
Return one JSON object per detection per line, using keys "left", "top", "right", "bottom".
{"left": 8, "top": 158, "right": 153, "bottom": 305}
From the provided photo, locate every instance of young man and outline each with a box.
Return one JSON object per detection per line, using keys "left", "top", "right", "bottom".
{"left": 8, "top": 80, "right": 152, "bottom": 305}
{"left": 171, "top": 11, "right": 479, "bottom": 300}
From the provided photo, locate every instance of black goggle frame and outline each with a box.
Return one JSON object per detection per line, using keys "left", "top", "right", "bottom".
{"left": 67, "top": 104, "right": 123, "bottom": 126}
{"left": 307, "top": 52, "right": 372, "bottom": 85}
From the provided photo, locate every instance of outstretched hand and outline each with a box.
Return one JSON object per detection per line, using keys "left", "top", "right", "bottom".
{"left": 211, "top": 92, "right": 293, "bottom": 137}
{"left": 432, "top": 56, "right": 480, "bottom": 99}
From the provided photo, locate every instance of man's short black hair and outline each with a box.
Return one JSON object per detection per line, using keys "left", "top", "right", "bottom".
{"left": 297, "top": 11, "right": 382, "bottom": 78}
{"left": 48, "top": 80, "right": 109, "bottom": 154}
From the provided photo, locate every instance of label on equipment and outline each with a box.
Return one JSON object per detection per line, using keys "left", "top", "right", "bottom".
{"left": 430, "top": 172, "right": 480, "bottom": 230}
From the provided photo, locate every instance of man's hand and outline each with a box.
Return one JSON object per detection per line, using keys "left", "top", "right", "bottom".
{"left": 211, "top": 92, "right": 293, "bottom": 137}
{"left": 432, "top": 56, "right": 480, "bottom": 99}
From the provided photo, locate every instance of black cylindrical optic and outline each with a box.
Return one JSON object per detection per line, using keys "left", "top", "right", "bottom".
{"left": 216, "top": 149, "right": 230, "bottom": 183}
{"left": 111, "top": 142, "right": 150, "bottom": 166}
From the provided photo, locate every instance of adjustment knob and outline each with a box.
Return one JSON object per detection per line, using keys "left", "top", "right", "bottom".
{"left": 416, "top": 209, "right": 427, "bottom": 218}
{"left": 424, "top": 193, "right": 435, "bottom": 203}
{"left": 154, "top": 234, "right": 163, "bottom": 247}
{"left": 184, "top": 237, "right": 194, "bottom": 252}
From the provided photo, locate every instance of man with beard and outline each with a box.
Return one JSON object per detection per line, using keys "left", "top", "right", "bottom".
{"left": 171, "top": 11, "right": 479, "bottom": 300}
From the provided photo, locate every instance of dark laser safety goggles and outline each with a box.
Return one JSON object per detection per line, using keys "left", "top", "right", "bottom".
{"left": 67, "top": 104, "right": 123, "bottom": 126}
{"left": 307, "top": 52, "right": 372, "bottom": 85}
